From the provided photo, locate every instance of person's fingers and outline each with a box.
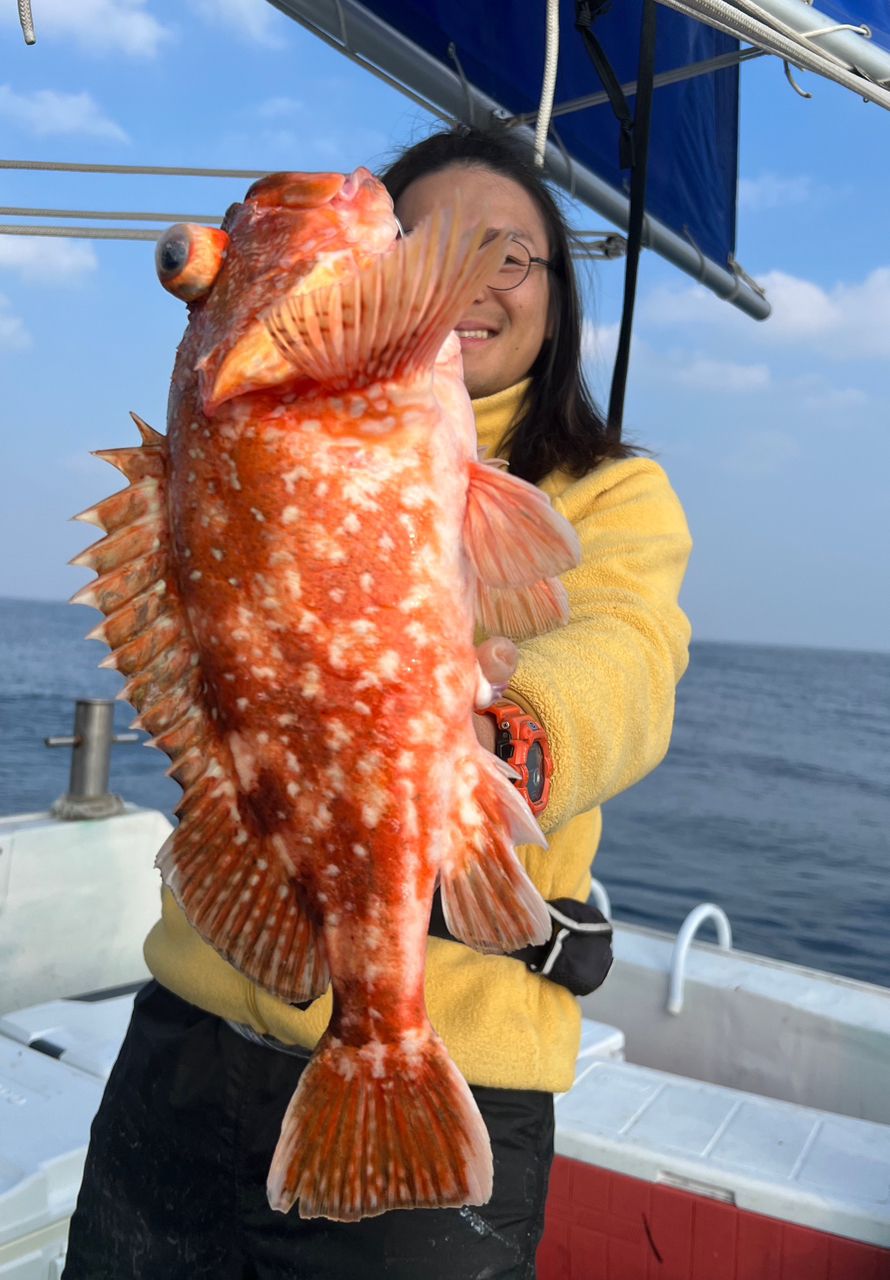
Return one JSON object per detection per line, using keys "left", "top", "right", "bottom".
{"left": 475, "top": 636, "right": 518, "bottom": 695}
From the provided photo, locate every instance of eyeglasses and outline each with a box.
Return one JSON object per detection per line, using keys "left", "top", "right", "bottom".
{"left": 487, "top": 240, "right": 554, "bottom": 292}
{"left": 393, "top": 219, "right": 552, "bottom": 292}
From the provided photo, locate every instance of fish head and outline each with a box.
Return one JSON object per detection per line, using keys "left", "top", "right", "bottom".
{"left": 156, "top": 167, "right": 399, "bottom": 414}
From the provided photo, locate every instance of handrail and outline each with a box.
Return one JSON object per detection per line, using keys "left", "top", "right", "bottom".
{"left": 587, "top": 877, "right": 612, "bottom": 921}
{"left": 667, "top": 903, "right": 733, "bottom": 1015}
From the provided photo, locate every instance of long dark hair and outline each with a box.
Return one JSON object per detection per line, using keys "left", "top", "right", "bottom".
{"left": 378, "top": 126, "right": 634, "bottom": 484}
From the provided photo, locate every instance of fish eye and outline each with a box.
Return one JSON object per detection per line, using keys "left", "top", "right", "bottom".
{"left": 155, "top": 223, "right": 229, "bottom": 302}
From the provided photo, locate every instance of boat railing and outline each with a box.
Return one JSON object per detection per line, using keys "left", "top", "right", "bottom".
{"left": 667, "top": 902, "right": 733, "bottom": 1014}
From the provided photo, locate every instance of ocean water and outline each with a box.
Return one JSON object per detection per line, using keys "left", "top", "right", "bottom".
{"left": 1, "top": 597, "right": 888, "bottom": 986}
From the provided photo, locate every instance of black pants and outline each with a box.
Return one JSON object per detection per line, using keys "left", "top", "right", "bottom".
{"left": 63, "top": 982, "right": 554, "bottom": 1279}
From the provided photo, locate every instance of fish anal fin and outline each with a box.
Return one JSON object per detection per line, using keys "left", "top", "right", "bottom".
{"left": 440, "top": 750, "right": 549, "bottom": 954}
{"left": 261, "top": 208, "right": 511, "bottom": 392}
{"left": 268, "top": 1030, "right": 492, "bottom": 1219}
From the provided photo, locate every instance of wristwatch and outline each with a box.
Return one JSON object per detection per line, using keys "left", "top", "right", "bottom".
{"left": 478, "top": 699, "right": 553, "bottom": 816}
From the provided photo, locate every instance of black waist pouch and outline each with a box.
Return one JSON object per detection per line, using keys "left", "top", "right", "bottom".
{"left": 428, "top": 893, "right": 613, "bottom": 998}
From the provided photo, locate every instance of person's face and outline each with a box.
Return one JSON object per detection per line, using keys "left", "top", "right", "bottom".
{"left": 394, "top": 164, "right": 552, "bottom": 399}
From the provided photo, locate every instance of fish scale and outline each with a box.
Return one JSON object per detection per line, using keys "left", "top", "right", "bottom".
{"left": 73, "top": 168, "right": 580, "bottom": 1222}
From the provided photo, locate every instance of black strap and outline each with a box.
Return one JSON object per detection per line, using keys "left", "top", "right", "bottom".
{"left": 575, "top": 0, "right": 659, "bottom": 439}
{"left": 575, "top": 1, "right": 636, "bottom": 170}
{"left": 607, "top": 0, "right": 659, "bottom": 437}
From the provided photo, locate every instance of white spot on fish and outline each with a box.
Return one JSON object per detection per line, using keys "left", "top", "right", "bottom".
{"left": 401, "top": 485, "right": 431, "bottom": 510}
{"left": 251, "top": 507, "right": 265, "bottom": 522}
{"left": 285, "top": 569, "right": 302, "bottom": 599}
{"left": 211, "top": 548, "right": 224, "bottom": 561}
{"left": 342, "top": 512, "right": 360, "bottom": 534}
{"left": 278, "top": 713, "right": 296, "bottom": 727}
{"left": 287, "top": 781, "right": 300, "bottom": 798}
{"left": 315, "top": 481, "right": 329, "bottom": 498}
{"left": 352, "top": 844, "right": 368, "bottom": 859}
{"left": 378, "top": 532, "right": 395, "bottom": 552}
{"left": 378, "top": 650, "right": 400, "bottom": 680}
{"left": 329, "top": 587, "right": 345, "bottom": 604}
{"left": 187, "top": 471, "right": 196, "bottom": 483}
{"left": 250, "top": 665, "right": 275, "bottom": 680}
{"left": 325, "top": 720, "right": 352, "bottom": 750}
{"left": 354, "top": 701, "right": 371, "bottom": 716}
{"left": 189, "top": 570, "right": 202, "bottom": 581}
{"left": 258, "top": 731, "right": 269, "bottom": 745}
{"left": 282, "top": 506, "right": 299, "bottom": 524}
{"left": 228, "top": 577, "right": 240, "bottom": 587}
{"left": 299, "top": 664, "right": 321, "bottom": 698}
{"left": 237, "top": 697, "right": 249, "bottom": 711}
{"left": 360, "top": 572, "right": 374, "bottom": 593}
{"left": 228, "top": 732, "right": 257, "bottom": 790}
{"left": 324, "top": 864, "right": 340, "bottom": 877}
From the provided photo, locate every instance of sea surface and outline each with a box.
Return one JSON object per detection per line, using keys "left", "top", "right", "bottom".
{"left": 1, "top": 596, "right": 888, "bottom": 986}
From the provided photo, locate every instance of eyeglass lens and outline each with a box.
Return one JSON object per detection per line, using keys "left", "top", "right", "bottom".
{"left": 489, "top": 241, "right": 531, "bottom": 292}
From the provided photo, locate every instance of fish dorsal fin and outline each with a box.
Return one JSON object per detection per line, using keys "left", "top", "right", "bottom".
{"left": 261, "top": 207, "right": 510, "bottom": 390}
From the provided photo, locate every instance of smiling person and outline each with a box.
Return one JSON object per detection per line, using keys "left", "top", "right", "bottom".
{"left": 63, "top": 126, "right": 691, "bottom": 1280}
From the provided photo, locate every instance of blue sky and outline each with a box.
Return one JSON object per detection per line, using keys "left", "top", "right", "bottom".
{"left": 1, "top": 0, "right": 887, "bottom": 652}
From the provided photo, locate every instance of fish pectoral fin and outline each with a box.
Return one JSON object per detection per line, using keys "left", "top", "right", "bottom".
{"left": 465, "top": 457, "right": 580, "bottom": 586}
{"left": 158, "top": 822, "right": 330, "bottom": 1004}
{"left": 440, "top": 750, "right": 550, "bottom": 955}
{"left": 465, "top": 458, "right": 579, "bottom": 637}
{"left": 268, "top": 1030, "right": 493, "bottom": 1219}
{"left": 260, "top": 205, "right": 511, "bottom": 391}
{"left": 474, "top": 575, "right": 570, "bottom": 641}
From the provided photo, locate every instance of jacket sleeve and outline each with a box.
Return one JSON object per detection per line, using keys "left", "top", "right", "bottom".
{"left": 507, "top": 456, "right": 692, "bottom": 835}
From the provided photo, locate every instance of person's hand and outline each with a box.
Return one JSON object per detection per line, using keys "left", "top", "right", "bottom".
{"left": 472, "top": 636, "right": 518, "bottom": 752}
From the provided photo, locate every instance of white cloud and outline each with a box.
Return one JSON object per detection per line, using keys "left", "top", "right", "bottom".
{"left": 672, "top": 355, "right": 771, "bottom": 393}
{"left": 254, "top": 96, "right": 304, "bottom": 119}
{"left": 640, "top": 266, "right": 890, "bottom": 360}
{"left": 0, "top": 294, "right": 30, "bottom": 350}
{"left": 1, "top": 0, "right": 171, "bottom": 56}
{"left": 0, "top": 237, "right": 98, "bottom": 284}
{"left": 794, "top": 378, "right": 869, "bottom": 415}
{"left": 738, "top": 173, "right": 813, "bottom": 213}
{"left": 189, "top": 0, "right": 285, "bottom": 47}
{"left": 0, "top": 85, "right": 128, "bottom": 141}
{"left": 722, "top": 429, "right": 801, "bottom": 477}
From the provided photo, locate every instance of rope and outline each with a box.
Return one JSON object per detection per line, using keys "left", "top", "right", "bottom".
{"left": 18, "top": 0, "right": 35, "bottom": 44}
{"left": 656, "top": 0, "right": 890, "bottom": 109}
{"left": 534, "top": 0, "right": 561, "bottom": 166}
{"left": 0, "top": 206, "right": 219, "bottom": 224}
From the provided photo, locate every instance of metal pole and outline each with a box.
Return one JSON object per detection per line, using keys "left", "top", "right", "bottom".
{"left": 45, "top": 699, "right": 138, "bottom": 820}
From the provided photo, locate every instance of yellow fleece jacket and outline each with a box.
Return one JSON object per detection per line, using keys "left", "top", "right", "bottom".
{"left": 144, "top": 380, "right": 692, "bottom": 1092}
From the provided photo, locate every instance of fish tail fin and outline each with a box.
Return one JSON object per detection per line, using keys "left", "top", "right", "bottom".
{"left": 465, "top": 457, "right": 580, "bottom": 639}
{"left": 260, "top": 205, "right": 511, "bottom": 390}
{"left": 267, "top": 1030, "right": 492, "bottom": 1220}
{"left": 440, "top": 749, "right": 551, "bottom": 954}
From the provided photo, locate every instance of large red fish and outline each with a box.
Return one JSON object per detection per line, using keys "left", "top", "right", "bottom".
{"left": 72, "top": 169, "right": 580, "bottom": 1221}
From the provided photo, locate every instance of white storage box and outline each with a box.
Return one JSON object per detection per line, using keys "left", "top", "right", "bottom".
{"left": 0, "top": 996, "right": 135, "bottom": 1279}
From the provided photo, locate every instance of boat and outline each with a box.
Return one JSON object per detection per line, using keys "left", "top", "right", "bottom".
{"left": 1, "top": 708, "right": 888, "bottom": 1276}
{"left": 4, "top": 0, "right": 890, "bottom": 1274}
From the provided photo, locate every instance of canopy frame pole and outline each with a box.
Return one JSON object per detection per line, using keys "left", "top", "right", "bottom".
{"left": 509, "top": 45, "right": 766, "bottom": 127}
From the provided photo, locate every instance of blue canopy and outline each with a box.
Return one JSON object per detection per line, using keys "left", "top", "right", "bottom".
{"left": 270, "top": 0, "right": 890, "bottom": 316}
{"left": 361, "top": 1, "right": 739, "bottom": 273}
